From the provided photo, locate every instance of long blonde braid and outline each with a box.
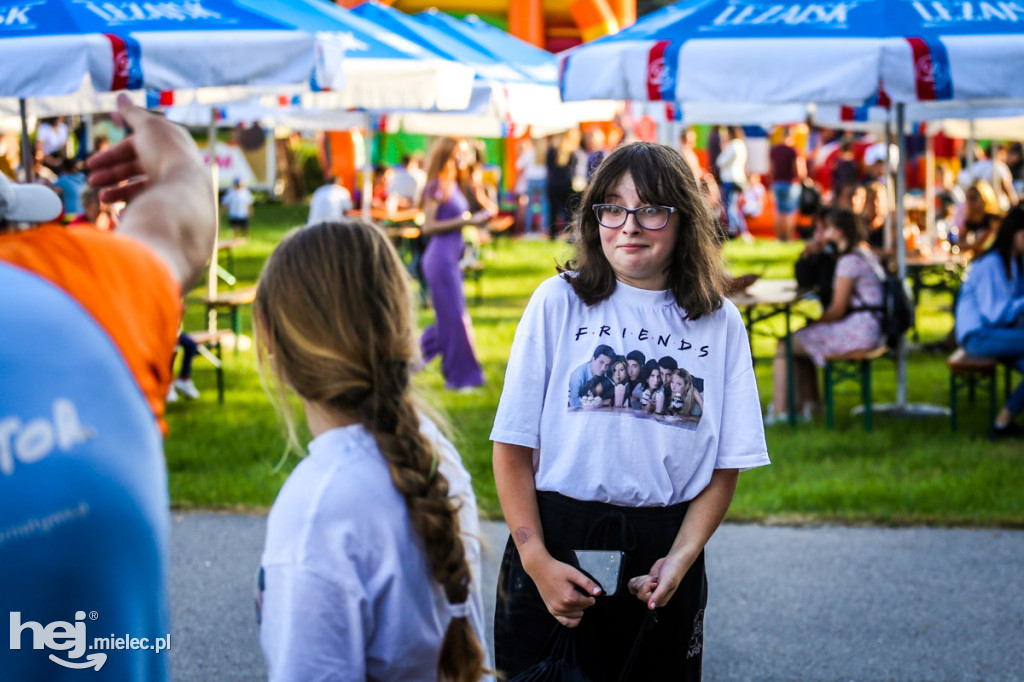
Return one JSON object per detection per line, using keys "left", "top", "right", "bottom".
{"left": 255, "top": 220, "right": 485, "bottom": 681}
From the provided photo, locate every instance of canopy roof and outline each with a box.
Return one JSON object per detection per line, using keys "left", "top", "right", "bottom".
{"left": 559, "top": 0, "right": 1024, "bottom": 105}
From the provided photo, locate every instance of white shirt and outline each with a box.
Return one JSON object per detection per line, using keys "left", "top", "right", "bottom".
{"left": 961, "top": 159, "right": 1014, "bottom": 210}
{"left": 307, "top": 183, "right": 353, "bottom": 225}
{"left": 223, "top": 186, "right": 253, "bottom": 220}
{"left": 387, "top": 167, "right": 425, "bottom": 205}
{"left": 491, "top": 276, "right": 770, "bottom": 506}
{"left": 515, "top": 148, "right": 537, "bottom": 194}
{"left": 37, "top": 121, "right": 68, "bottom": 155}
{"left": 716, "top": 139, "right": 748, "bottom": 185}
{"left": 259, "top": 419, "right": 491, "bottom": 682}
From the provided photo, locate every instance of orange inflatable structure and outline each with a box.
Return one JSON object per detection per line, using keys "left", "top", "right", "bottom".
{"left": 336, "top": 0, "right": 635, "bottom": 51}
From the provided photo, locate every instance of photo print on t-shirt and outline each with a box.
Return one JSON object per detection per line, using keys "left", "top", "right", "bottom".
{"left": 567, "top": 341, "right": 705, "bottom": 431}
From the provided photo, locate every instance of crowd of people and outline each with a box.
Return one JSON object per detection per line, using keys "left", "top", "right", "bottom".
{"left": 4, "top": 98, "right": 1023, "bottom": 682}
{"left": 3, "top": 102, "right": 773, "bottom": 680}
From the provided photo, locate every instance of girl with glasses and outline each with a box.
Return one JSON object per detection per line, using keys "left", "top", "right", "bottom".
{"left": 491, "top": 142, "right": 769, "bottom": 681}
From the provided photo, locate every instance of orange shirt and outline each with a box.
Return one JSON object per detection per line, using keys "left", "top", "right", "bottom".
{"left": 0, "top": 225, "right": 181, "bottom": 434}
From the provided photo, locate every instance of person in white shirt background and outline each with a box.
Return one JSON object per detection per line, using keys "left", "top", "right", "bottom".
{"left": 387, "top": 153, "right": 427, "bottom": 208}
{"left": 306, "top": 175, "right": 353, "bottom": 225}
{"left": 958, "top": 142, "right": 1019, "bottom": 212}
{"left": 254, "top": 219, "right": 489, "bottom": 682}
{"left": 715, "top": 126, "right": 751, "bottom": 240}
{"left": 222, "top": 178, "right": 254, "bottom": 237}
{"left": 37, "top": 116, "right": 69, "bottom": 172}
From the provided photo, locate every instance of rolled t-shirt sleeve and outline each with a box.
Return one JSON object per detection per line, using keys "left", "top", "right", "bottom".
{"left": 715, "top": 305, "right": 770, "bottom": 471}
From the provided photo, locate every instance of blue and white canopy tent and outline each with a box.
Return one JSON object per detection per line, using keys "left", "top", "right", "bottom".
{"left": 0, "top": 0, "right": 314, "bottom": 101}
{"left": 415, "top": 10, "right": 559, "bottom": 86}
{"left": 560, "top": 0, "right": 1024, "bottom": 420}
{"left": 0, "top": 0, "right": 316, "bottom": 172}
{"left": 0, "top": 0, "right": 474, "bottom": 119}
{"left": 351, "top": 1, "right": 617, "bottom": 138}
{"left": 239, "top": 0, "right": 474, "bottom": 113}
{"left": 558, "top": 0, "right": 1024, "bottom": 105}
{"left": 404, "top": 9, "right": 618, "bottom": 137}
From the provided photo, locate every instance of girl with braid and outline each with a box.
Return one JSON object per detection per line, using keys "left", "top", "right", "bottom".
{"left": 254, "top": 220, "right": 489, "bottom": 682}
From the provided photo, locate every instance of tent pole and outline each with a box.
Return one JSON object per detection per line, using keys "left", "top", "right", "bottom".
{"left": 864, "top": 102, "right": 949, "bottom": 421}
{"left": 883, "top": 116, "right": 895, "bottom": 253}
{"left": 362, "top": 111, "right": 373, "bottom": 221}
{"left": 894, "top": 102, "right": 908, "bottom": 406}
{"left": 207, "top": 107, "right": 220, "bottom": 334}
{"left": 925, "top": 129, "right": 935, "bottom": 246}
{"left": 966, "top": 120, "right": 975, "bottom": 175}
{"left": 19, "top": 99, "right": 32, "bottom": 183}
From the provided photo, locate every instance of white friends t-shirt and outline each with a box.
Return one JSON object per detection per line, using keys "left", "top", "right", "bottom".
{"left": 491, "top": 275, "right": 770, "bottom": 507}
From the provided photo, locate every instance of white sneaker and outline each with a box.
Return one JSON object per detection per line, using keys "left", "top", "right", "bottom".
{"left": 763, "top": 405, "right": 789, "bottom": 426}
{"left": 174, "top": 378, "right": 200, "bottom": 400}
{"left": 166, "top": 384, "right": 179, "bottom": 403}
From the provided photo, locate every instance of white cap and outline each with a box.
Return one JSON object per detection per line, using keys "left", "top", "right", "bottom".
{"left": 0, "top": 173, "right": 62, "bottom": 223}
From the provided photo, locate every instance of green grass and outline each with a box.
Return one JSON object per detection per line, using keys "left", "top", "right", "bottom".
{"left": 166, "top": 204, "right": 1024, "bottom": 526}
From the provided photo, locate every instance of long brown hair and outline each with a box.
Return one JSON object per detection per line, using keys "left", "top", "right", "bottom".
{"left": 421, "top": 136, "right": 463, "bottom": 207}
{"left": 827, "top": 208, "right": 866, "bottom": 256}
{"left": 987, "top": 205, "right": 1024, "bottom": 279}
{"left": 558, "top": 141, "right": 728, "bottom": 320}
{"left": 254, "top": 220, "right": 485, "bottom": 682}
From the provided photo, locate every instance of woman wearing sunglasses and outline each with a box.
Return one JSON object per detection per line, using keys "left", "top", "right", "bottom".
{"left": 491, "top": 142, "right": 770, "bottom": 681}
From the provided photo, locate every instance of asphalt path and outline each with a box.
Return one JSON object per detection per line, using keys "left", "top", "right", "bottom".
{"left": 169, "top": 513, "right": 1024, "bottom": 681}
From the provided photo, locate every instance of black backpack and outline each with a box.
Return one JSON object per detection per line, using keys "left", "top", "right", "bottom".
{"left": 851, "top": 252, "right": 915, "bottom": 349}
{"left": 798, "top": 181, "right": 821, "bottom": 216}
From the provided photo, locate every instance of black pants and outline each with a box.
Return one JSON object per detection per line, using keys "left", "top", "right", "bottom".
{"left": 494, "top": 492, "right": 707, "bottom": 681}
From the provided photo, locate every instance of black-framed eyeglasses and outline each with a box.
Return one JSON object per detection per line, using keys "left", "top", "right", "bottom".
{"left": 593, "top": 204, "right": 675, "bottom": 230}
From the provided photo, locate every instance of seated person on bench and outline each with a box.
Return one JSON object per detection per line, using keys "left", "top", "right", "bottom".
{"left": 767, "top": 209, "right": 884, "bottom": 425}
{"left": 955, "top": 206, "right": 1024, "bottom": 438}
{"left": 167, "top": 331, "right": 200, "bottom": 402}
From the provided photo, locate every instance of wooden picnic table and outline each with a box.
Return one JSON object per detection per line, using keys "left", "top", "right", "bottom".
{"left": 905, "top": 250, "right": 970, "bottom": 340}
{"left": 217, "top": 237, "right": 248, "bottom": 252}
{"left": 729, "top": 278, "right": 814, "bottom": 428}
{"left": 346, "top": 207, "right": 423, "bottom": 225}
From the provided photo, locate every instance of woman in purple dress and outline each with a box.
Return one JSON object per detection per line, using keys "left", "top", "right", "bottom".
{"left": 419, "top": 137, "right": 491, "bottom": 389}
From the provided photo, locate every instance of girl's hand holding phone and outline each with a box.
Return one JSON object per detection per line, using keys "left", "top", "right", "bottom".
{"left": 524, "top": 554, "right": 601, "bottom": 628}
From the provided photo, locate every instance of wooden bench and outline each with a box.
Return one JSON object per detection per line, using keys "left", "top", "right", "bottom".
{"left": 947, "top": 349, "right": 998, "bottom": 437}
{"left": 180, "top": 329, "right": 232, "bottom": 404}
{"left": 823, "top": 345, "right": 889, "bottom": 431}
{"left": 199, "top": 286, "right": 256, "bottom": 354}
{"left": 215, "top": 237, "right": 247, "bottom": 287}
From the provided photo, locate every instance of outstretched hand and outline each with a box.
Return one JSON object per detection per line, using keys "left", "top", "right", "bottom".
{"left": 86, "top": 94, "right": 204, "bottom": 205}
{"left": 83, "top": 93, "right": 214, "bottom": 288}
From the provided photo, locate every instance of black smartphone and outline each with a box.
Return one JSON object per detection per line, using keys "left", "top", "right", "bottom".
{"left": 572, "top": 550, "right": 624, "bottom": 596}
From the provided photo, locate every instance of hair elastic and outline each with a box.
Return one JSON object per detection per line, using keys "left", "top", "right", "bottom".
{"left": 428, "top": 453, "right": 439, "bottom": 481}
{"left": 447, "top": 601, "right": 469, "bottom": 619}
